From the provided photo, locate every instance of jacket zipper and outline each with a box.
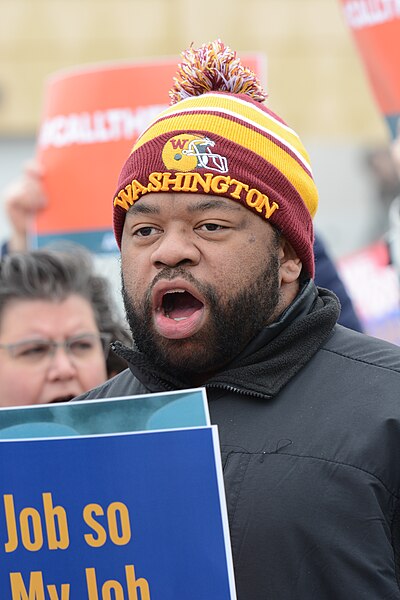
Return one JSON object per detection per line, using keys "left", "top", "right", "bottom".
{"left": 206, "top": 382, "right": 271, "bottom": 400}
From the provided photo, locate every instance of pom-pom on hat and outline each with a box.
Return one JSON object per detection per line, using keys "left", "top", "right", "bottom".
{"left": 113, "top": 39, "right": 318, "bottom": 277}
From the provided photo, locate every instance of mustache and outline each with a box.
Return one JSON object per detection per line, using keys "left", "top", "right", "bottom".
{"left": 146, "top": 267, "right": 212, "bottom": 303}
{"left": 150, "top": 266, "right": 202, "bottom": 287}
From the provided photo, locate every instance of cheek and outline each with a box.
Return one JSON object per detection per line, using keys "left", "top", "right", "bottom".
{"left": 77, "top": 357, "right": 108, "bottom": 390}
{"left": 121, "top": 256, "right": 149, "bottom": 300}
{"left": 0, "top": 365, "right": 44, "bottom": 407}
{"left": 211, "top": 255, "right": 259, "bottom": 290}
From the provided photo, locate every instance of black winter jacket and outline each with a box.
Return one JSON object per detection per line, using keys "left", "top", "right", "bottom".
{"left": 78, "top": 282, "right": 400, "bottom": 599}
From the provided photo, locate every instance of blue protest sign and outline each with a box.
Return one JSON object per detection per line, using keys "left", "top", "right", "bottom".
{"left": 0, "top": 391, "right": 236, "bottom": 599}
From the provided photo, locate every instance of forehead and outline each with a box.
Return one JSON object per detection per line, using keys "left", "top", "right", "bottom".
{"left": 126, "top": 192, "right": 245, "bottom": 216}
{"left": 0, "top": 295, "right": 97, "bottom": 339}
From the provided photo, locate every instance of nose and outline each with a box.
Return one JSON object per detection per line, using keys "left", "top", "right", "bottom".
{"left": 151, "top": 227, "right": 201, "bottom": 269}
{"left": 46, "top": 346, "right": 76, "bottom": 380}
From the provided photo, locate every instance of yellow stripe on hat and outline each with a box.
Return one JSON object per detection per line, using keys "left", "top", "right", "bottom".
{"left": 133, "top": 107, "right": 318, "bottom": 217}
{"left": 138, "top": 93, "right": 312, "bottom": 172}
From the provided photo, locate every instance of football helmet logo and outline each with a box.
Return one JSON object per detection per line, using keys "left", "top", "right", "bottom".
{"left": 162, "top": 134, "right": 228, "bottom": 173}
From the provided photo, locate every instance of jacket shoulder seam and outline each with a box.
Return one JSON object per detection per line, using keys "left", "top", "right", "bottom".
{"left": 320, "top": 346, "right": 400, "bottom": 375}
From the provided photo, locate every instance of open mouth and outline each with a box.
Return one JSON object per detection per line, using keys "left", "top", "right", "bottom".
{"left": 154, "top": 285, "right": 206, "bottom": 339}
{"left": 162, "top": 289, "right": 204, "bottom": 320}
{"left": 49, "top": 395, "right": 75, "bottom": 404}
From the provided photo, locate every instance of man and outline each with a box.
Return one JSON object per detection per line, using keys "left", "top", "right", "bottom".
{"left": 78, "top": 40, "right": 400, "bottom": 598}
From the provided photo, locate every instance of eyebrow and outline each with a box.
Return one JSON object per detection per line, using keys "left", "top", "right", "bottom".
{"left": 127, "top": 197, "right": 242, "bottom": 215}
{"left": 188, "top": 198, "right": 242, "bottom": 213}
{"left": 127, "top": 203, "right": 159, "bottom": 215}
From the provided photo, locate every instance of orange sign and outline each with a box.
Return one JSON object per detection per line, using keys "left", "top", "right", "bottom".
{"left": 34, "top": 55, "right": 265, "bottom": 253}
{"left": 338, "top": 0, "right": 400, "bottom": 137}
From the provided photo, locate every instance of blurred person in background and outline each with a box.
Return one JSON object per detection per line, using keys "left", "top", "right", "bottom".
{"left": 0, "top": 159, "right": 45, "bottom": 255}
{"left": 0, "top": 248, "right": 131, "bottom": 407}
{"left": 365, "top": 142, "right": 400, "bottom": 268}
{"left": 0, "top": 158, "right": 364, "bottom": 331}
{"left": 392, "top": 121, "right": 400, "bottom": 179}
{"left": 388, "top": 122, "right": 400, "bottom": 275}
{"left": 313, "top": 233, "right": 363, "bottom": 331}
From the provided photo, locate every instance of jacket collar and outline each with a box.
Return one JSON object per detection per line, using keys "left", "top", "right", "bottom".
{"left": 237, "top": 278, "right": 318, "bottom": 361}
{"left": 113, "top": 281, "right": 340, "bottom": 398}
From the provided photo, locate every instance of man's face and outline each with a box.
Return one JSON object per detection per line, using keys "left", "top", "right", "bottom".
{"left": 121, "top": 193, "right": 288, "bottom": 382}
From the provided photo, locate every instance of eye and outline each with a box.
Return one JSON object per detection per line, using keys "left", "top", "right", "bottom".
{"left": 15, "top": 343, "right": 50, "bottom": 359}
{"left": 69, "top": 340, "right": 94, "bottom": 352}
{"left": 132, "top": 226, "right": 160, "bottom": 237}
{"left": 197, "top": 223, "right": 227, "bottom": 232}
{"left": 68, "top": 336, "right": 98, "bottom": 356}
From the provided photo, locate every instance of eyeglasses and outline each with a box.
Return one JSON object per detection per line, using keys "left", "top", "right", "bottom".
{"left": 0, "top": 333, "right": 112, "bottom": 365}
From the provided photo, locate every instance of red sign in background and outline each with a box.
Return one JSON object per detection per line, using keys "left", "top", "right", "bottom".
{"left": 34, "top": 55, "right": 265, "bottom": 252}
{"left": 338, "top": 1, "right": 400, "bottom": 137}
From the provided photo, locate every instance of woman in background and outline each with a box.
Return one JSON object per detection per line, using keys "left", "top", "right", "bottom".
{"left": 0, "top": 248, "right": 131, "bottom": 407}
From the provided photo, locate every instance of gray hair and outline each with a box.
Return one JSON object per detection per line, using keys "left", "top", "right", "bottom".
{"left": 0, "top": 247, "right": 131, "bottom": 376}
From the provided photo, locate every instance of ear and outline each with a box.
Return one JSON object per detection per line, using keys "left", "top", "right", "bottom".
{"left": 278, "top": 237, "right": 302, "bottom": 285}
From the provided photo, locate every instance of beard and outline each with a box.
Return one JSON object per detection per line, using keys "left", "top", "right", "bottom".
{"left": 122, "top": 246, "right": 281, "bottom": 384}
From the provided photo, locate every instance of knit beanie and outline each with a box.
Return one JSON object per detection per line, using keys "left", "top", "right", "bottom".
{"left": 113, "top": 40, "right": 318, "bottom": 277}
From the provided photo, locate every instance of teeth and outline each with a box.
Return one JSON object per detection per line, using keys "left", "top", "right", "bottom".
{"left": 164, "top": 314, "right": 187, "bottom": 321}
{"left": 162, "top": 289, "right": 190, "bottom": 320}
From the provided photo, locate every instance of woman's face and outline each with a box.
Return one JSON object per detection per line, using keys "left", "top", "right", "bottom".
{"left": 0, "top": 294, "right": 108, "bottom": 407}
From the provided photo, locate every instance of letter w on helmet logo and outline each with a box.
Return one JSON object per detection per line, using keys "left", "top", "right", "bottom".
{"left": 170, "top": 139, "right": 190, "bottom": 150}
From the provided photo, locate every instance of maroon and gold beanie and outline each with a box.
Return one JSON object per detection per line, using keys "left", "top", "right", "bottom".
{"left": 113, "top": 40, "right": 318, "bottom": 277}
